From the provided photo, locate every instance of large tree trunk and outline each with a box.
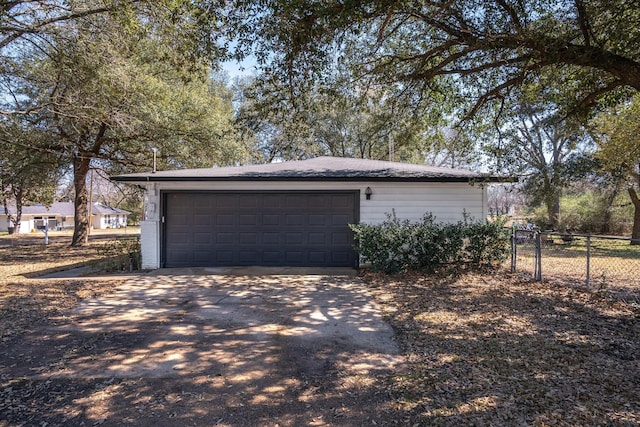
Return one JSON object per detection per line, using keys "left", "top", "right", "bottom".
{"left": 629, "top": 187, "right": 640, "bottom": 245}
{"left": 11, "top": 187, "right": 23, "bottom": 234}
{"left": 3, "top": 189, "right": 24, "bottom": 234}
{"left": 71, "top": 154, "right": 91, "bottom": 247}
{"left": 3, "top": 195, "right": 20, "bottom": 234}
{"left": 544, "top": 191, "right": 561, "bottom": 230}
{"left": 11, "top": 208, "right": 21, "bottom": 235}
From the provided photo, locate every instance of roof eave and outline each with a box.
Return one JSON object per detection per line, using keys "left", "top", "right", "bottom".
{"left": 112, "top": 175, "right": 515, "bottom": 183}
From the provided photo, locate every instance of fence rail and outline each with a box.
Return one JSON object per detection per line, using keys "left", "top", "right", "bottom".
{"left": 507, "top": 228, "right": 640, "bottom": 300}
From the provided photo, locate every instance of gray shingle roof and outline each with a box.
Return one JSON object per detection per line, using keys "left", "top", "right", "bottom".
{"left": 112, "top": 156, "right": 508, "bottom": 182}
{"left": 2, "top": 202, "right": 129, "bottom": 216}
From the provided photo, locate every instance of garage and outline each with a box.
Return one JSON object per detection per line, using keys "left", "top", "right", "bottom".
{"left": 113, "top": 156, "right": 498, "bottom": 270}
{"left": 163, "top": 191, "right": 359, "bottom": 267}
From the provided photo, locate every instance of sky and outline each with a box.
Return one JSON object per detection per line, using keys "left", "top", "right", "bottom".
{"left": 221, "top": 56, "right": 259, "bottom": 81}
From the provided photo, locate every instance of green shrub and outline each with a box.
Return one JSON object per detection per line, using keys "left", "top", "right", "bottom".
{"left": 527, "top": 191, "right": 633, "bottom": 235}
{"left": 350, "top": 212, "right": 509, "bottom": 274}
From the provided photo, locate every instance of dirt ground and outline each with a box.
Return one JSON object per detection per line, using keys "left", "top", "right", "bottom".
{"left": 364, "top": 270, "right": 640, "bottom": 426}
{"left": 1, "top": 240, "right": 639, "bottom": 426}
{"left": 0, "top": 243, "right": 403, "bottom": 427}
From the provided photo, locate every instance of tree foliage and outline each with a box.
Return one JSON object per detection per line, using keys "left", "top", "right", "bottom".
{"left": 0, "top": 117, "right": 63, "bottom": 233}
{"left": 485, "top": 102, "right": 593, "bottom": 229}
{"left": 1, "top": 3, "right": 245, "bottom": 245}
{"left": 592, "top": 95, "right": 640, "bottom": 242}
{"left": 230, "top": 0, "right": 640, "bottom": 120}
{"left": 236, "top": 60, "right": 479, "bottom": 166}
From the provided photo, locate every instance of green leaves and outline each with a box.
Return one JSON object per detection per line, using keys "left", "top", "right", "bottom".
{"left": 350, "top": 213, "right": 510, "bottom": 274}
{"left": 230, "top": 0, "right": 640, "bottom": 123}
{"left": 1, "top": 2, "right": 248, "bottom": 244}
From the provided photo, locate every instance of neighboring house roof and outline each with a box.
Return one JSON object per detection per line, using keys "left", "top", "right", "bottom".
{"left": 2, "top": 202, "right": 129, "bottom": 216}
{"left": 112, "top": 156, "right": 512, "bottom": 183}
{"left": 91, "top": 203, "right": 130, "bottom": 215}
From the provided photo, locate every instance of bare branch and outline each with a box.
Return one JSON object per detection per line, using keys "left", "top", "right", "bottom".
{"left": 495, "top": 0, "right": 523, "bottom": 33}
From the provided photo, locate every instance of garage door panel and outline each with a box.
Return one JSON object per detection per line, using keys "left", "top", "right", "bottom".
{"left": 262, "top": 214, "right": 280, "bottom": 225}
{"left": 239, "top": 250, "right": 259, "bottom": 263}
{"left": 285, "top": 214, "right": 304, "bottom": 225}
{"left": 308, "top": 214, "right": 327, "bottom": 226}
{"left": 215, "top": 196, "right": 235, "bottom": 208}
{"left": 332, "top": 195, "right": 353, "bottom": 208}
{"left": 309, "top": 232, "right": 326, "bottom": 244}
{"left": 238, "top": 196, "right": 258, "bottom": 208}
{"left": 216, "top": 215, "right": 234, "bottom": 226}
{"left": 262, "top": 195, "right": 282, "bottom": 208}
{"left": 309, "top": 251, "right": 327, "bottom": 263}
{"left": 263, "top": 251, "right": 281, "bottom": 263}
{"left": 216, "top": 251, "right": 234, "bottom": 263}
{"left": 239, "top": 215, "right": 257, "bottom": 225}
{"left": 286, "top": 232, "right": 304, "bottom": 244}
{"left": 193, "top": 251, "right": 213, "bottom": 263}
{"left": 285, "top": 251, "right": 305, "bottom": 263}
{"left": 309, "top": 197, "right": 330, "bottom": 209}
{"left": 262, "top": 232, "right": 280, "bottom": 244}
{"left": 193, "top": 214, "right": 211, "bottom": 226}
{"left": 193, "top": 233, "right": 211, "bottom": 244}
{"left": 331, "top": 251, "right": 351, "bottom": 264}
{"left": 216, "top": 232, "right": 234, "bottom": 244}
{"left": 285, "top": 195, "right": 306, "bottom": 208}
{"left": 239, "top": 232, "right": 258, "bottom": 244}
{"left": 193, "top": 198, "right": 212, "bottom": 209}
{"left": 332, "top": 231, "right": 350, "bottom": 245}
{"left": 164, "top": 191, "right": 357, "bottom": 267}
{"left": 332, "top": 214, "right": 350, "bottom": 225}
{"left": 171, "top": 214, "right": 189, "bottom": 226}
{"left": 168, "top": 232, "right": 189, "bottom": 244}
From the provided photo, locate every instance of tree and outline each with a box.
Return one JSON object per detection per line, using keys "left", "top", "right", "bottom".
{"left": 593, "top": 95, "right": 640, "bottom": 243}
{"left": 485, "top": 104, "right": 592, "bottom": 229}
{"left": 236, "top": 61, "right": 478, "bottom": 166}
{"left": 1, "top": 10, "right": 245, "bottom": 245}
{"left": 0, "top": 119, "right": 62, "bottom": 233}
{"left": 0, "top": 1, "right": 132, "bottom": 51}
{"left": 230, "top": 0, "right": 640, "bottom": 120}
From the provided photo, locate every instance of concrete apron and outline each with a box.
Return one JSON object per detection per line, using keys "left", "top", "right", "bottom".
{"left": 48, "top": 269, "right": 405, "bottom": 384}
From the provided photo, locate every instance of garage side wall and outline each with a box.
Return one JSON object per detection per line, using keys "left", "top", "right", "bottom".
{"left": 139, "top": 181, "right": 486, "bottom": 269}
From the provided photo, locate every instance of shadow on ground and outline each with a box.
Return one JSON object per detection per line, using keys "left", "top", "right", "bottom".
{"left": 0, "top": 272, "right": 406, "bottom": 426}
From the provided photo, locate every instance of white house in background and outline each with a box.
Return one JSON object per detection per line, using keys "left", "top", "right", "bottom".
{"left": 0, "top": 202, "right": 130, "bottom": 234}
{"left": 112, "top": 156, "right": 506, "bottom": 270}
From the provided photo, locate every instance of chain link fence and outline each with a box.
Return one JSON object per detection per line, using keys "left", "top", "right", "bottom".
{"left": 507, "top": 227, "right": 640, "bottom": 301}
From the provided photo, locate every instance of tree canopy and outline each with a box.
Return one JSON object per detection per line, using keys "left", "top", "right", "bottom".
{"left": 1, "top": 2, "right": 246, "bottom": 245}
{"left": 231, "top": 0, "right": 640, "bottom": 119}
{"left": 593, "top": 95, "right": 640, "bottom": 241}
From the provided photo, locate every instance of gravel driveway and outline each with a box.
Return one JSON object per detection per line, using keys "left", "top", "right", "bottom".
{"left": 1, "top": 268, "right": 406, "bottom": 426}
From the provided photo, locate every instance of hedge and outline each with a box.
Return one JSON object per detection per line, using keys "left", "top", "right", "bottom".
{"left": 350, "top": 212, "right": 510, "bottom": 274}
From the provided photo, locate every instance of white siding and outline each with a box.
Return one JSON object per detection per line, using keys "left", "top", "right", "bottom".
{"left": 139, "top": 180, "right": 487, "bottom": 269}
{"left": 0, "top": 216, "right": 35, "bottom": 233}
{"left": 358, "top": 182, "right": 485, "bottom": 224}
{"left": 19, "top": 219, "right": 34, "bottom": 233}
{"left": 140, "top": 220, "right": 160, "bottom": 269}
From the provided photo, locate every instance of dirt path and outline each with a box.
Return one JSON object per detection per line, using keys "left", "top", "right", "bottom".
{"left": 1, "top": 271, "right": 405, "bottom": 426}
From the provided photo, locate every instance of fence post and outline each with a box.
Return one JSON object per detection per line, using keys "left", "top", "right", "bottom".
{"left": 511, "top": 226, "right": 517, "bottom": 273}
{"left": 534, "top": 231, "right": 542, "bottom": 281}
{"left": 586, "top": 234, "right": 591, "bottom": 288}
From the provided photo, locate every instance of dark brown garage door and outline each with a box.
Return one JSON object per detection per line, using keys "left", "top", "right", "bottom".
{"left": 163, "top": 191, "right": 358, "bottom": 267}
